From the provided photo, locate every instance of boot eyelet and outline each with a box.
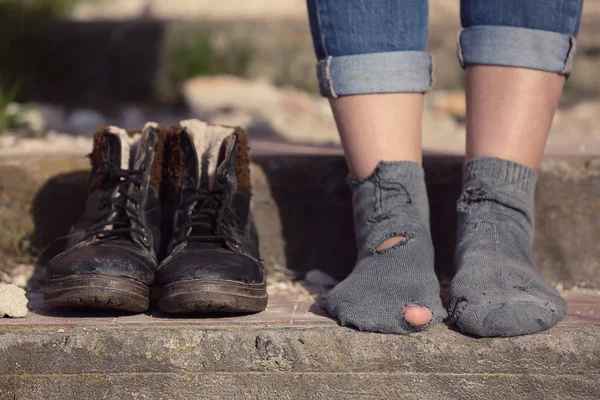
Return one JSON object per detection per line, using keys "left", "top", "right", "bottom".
{"left": 224, "top": 171, "right": 230, "bottom": 179}
{"left": 138, "top": 185, "right": 143, "bottom": 192}
{"left": 141, "top": 236, "right": 149, "bottom": 245}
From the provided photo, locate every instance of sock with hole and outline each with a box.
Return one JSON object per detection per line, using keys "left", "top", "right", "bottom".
{"left": 449, "top": 157, "right": 567, "bottom": 337}
{"left": 326, "top": 161, "right": 446, "bottom": 334}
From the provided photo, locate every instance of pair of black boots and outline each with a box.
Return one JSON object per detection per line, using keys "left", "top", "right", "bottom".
{"left": 44, "top": 120, "right": 267, "bottom": 314}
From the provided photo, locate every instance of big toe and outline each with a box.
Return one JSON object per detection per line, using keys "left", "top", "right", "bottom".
{"left": 453, "top": 296, "right": 566, "bottom": 337}
{"left": 327, "top": 300, "right": 440, "bottom": 335}
{"left": 403, "top": 305, "right": 433, "bottom": 326}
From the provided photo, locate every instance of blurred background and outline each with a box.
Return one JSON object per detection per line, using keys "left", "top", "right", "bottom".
{"left": 0, "top": 0, "right": 598, "bottom": 297}
{"left": 0, "top": 0, "right": 599, "bottom": 155}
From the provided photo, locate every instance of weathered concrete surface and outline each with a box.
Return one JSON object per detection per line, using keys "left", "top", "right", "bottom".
{"left": 2, "top": 323, "right": 599, "bottom": 375}
{"left": 1, "top": 372, "right": 599, "bottom": 400}
{"left": 0, "top": 323, "right": 599, "bottom": 399}
{"left": 1, "top": 287, "right": 598, "bottom": 399}
{"left": 1, "top": 153, "right": 599, "bottom": 288}
{"left": 0, "top": 155, "right": 89, "bottom": 273}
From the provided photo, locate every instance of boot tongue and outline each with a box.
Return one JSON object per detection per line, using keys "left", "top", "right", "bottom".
{"left": 98, "top": 126, "right": 142, "bottom": 238}
{"left": 104, "top": 125, "right": 137, "bottom": 169}
{"left": 104, "top": 134, "right": 122, "bottom": 167}
{"left": 130, "top": 122, "right": 158, "bottom": 170}
{"left": 180, "top": 119, "right": 234, "bottom": 190}
{"left": 90, "top": 126, "right": 134, "bottom": 190}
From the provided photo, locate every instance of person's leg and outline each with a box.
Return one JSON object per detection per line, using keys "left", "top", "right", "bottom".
{"left": 330, "top": 93, "right": 424, "bottom": 179}
{"left": 465, "top": 67, "right": 564, "bottom": 170}
{"left": 307, "top": 0, "right": 446, "bottom": 333}
{"left": 450, "top": 0, "right": 585, "bottom": 337}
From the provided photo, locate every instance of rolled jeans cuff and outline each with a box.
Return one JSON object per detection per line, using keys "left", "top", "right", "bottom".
{"left": 457, "top": 25, "right": 576, "bottom": 76}
{"left": 316, "top": 51, "right": 433, "bottom": 98}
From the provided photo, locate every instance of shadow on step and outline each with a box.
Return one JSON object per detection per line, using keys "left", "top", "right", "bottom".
{"left": 254, "top": 154, "right": 464, "bottom": 283}
{"left": 31, "top": 170, "right": 89, "bottom": 266}
{"left": 29, "top": 155, "right": 463, "bottom": 295}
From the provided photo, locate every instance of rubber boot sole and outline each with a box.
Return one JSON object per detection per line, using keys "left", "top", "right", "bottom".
{"left": 44, "top": 275, "right": 150, "bottom": 312}
{"left": 158, "top": 279, "right": 268, "bottom": 314}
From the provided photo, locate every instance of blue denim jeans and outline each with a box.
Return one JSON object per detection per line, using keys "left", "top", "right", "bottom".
{"left": 307, "top": 0, "right": 584, "bottom": 97}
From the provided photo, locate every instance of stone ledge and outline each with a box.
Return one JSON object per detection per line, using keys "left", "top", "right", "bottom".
{"left": 1, "top": 294, "right": 599, "bottom": 400}
{"left": 1, "top": 291, "right": 599, "bottom": 375}
{"left": 2, "top": 323, "right": 599, "bottom": 376}
{"left": 1, "top": 283, "right": 598, "bottom": 399}
{"left": 1, "top": 372, "right": 599, "bottom": 400}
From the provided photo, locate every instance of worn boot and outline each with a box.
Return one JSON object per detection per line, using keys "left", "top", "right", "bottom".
{"left": 44, "top": 123, "right": 167, "bottom": 312}
{"left": 157, "top": 119, "right": 267, "bottom": 313}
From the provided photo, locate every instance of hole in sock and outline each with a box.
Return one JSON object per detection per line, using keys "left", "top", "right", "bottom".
{"left": 368, "top": 214, "right": 391, "bottom": 224}
{"left": 450, "top": 300, "right": 469, "bottom": 319}
{"left": 459, "top": 187, "right": 488, "bottom": 205}
{"left": 457, "top": 187, "right": 489, "bottom": 212}
{"left": 375, "top": 235, "right": 408, "bottom": 252}
{"left": 457, "top": 300, "right": 468, "bottom": 311}
{"left": 465, "top": 187, "right": 486, "bottom": 198}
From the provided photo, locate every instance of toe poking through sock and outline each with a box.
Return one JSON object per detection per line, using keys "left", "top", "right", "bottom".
{"left": 402, "top": 305, "right": 433, "bottom": 327}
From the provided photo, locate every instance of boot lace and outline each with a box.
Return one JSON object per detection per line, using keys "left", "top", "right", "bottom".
{"left": 171, "top": 188, "right": 242, "bottom": 248}
{"left": 85, "top": 161, "right": 148, "bottom": 242}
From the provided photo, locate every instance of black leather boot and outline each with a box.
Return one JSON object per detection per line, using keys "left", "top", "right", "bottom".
{"left": 44, "top": 123, "right": 167, "bottom": 312}
{"left": 158, "top": 120, "right": 267, "bottom": 313}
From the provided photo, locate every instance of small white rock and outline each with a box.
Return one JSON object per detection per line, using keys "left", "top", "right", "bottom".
{"left": 20, "top": 107, "right": 46, "bottom": 133}
{"left": 2, "top": 264, "right": 35, "bottom": 288}
{"left": 183, "top": 75, "right": 282, "bottom": 117}
{"left": 65, "top": 109, "right": 106, "bottom": 135}
{"left": 39, "top": 104, "right": 66, "bottom": 131}
{"left": 120, "top": 106, "right": 146, "bottom": 130}
{"left": 0, "top": 134, "right": 18, "bottom": 149}
{"left": 0, "top": 283, "right": 29, "bottom": 318}
{"left": 5, "top": 102, "right": 21, "bottom": 115}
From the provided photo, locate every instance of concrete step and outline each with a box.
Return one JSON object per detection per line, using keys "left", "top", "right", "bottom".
{"left": 1, "top": 289, "right": 599, "bottom": 399}
{"left": 1, "top": 148, "right": 599, "bottom": 399}
{"left": 1, "top": 150, "right": 599, "bottom": 288}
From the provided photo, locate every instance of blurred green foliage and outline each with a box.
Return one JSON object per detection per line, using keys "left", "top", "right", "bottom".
{"left": 0, "top": 0, "right": 76, "bottom": 133}
{"left": 0, "top": 80, "right": 43, "bottom": 136}
{"left": 154, "top": 27, "right": 256, "bottom": 102}
{"left": 0, "top": 81, "right": 25, "bottom": 132}
{"left": 0, "top": 0, "right": 80, "bottom": 133}
{"left": 168, "top": 29, "right": 254, "bottom": 86}
{"left": 0, "top": 0, "right": 78, "bottom": 99}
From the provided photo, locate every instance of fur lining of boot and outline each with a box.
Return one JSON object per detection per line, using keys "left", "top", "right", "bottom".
{"left": 164, "top": 124, "right": 185, "bottom": 191}
{"left": 89, "top": 125, "right": 166, "bottom": 189}
{"left": 233, "top": 127, "right": 252, "bottom": 195}
{"left": 163, "top": 122, "right": 252, "bottom": 195}
{"left": 149, "top": 124, "right": 168, "bottom": 190}
{"left": 88, "top": 126, "right": 110, "bottom": 189}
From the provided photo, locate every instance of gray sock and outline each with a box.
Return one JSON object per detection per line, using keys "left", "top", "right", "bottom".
{"left": 326, "top": 161, "right": 446, "bottom": 334}
{"left": 450, "top": 157, "right": 567, "bottom": 337}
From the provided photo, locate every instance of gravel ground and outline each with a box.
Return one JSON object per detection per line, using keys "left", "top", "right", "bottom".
{"left": 1, "top": 76, "right": 598, "bottom": 157}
